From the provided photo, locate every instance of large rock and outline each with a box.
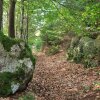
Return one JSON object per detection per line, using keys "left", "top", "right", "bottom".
{"left": 0, "top": 33, "right": 35, "bottom": 97}
{"left": 67, "top": 36, "right": 100, "bottom": 67}
{"left": 67, "top": 36, "right": 82, "bottom": 63}
{"left": 95, "top": 35, "right": 100, "bottom": 62}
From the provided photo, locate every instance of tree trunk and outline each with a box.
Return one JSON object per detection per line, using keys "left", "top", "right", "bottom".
{"left": 0, "top": 0, "right": 3, "bottom": 31}
{"left": 26, "top": 1, "right": 29, "bottom": 43}
{"left": 8, "top": 0, "right": 17, "bottom": 38}
{"left": 20, "top": 0, "right": 24, "bottom": 39}
{"left": 26, "top": 15, "right": 29, "bottom": 43}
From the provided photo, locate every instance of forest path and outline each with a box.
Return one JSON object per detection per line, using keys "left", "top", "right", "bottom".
{"left": 32, "top": 51, "right": 100, "bottom": 100}
{"left": 0, "top": 51, "right": 100, "bottom": 100}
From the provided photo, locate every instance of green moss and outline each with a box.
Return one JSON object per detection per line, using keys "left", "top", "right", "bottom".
{"left": 67, "top": 36, "right": 100, "bottom": 67}
{"left": 0, "top": 72, "right": 13, "bottom": 96}
{"left": 25, "top": 44, "right": 36, "bottom": 66}
{"left": 0, "top": 68, "right": 26, "bottom": 97}
{"left": 0, "top": 32, "right": 36, "bottom": 97}
{"left": 0, "top": 32, "right": 22, "bottom": 52}
{"left": 14, "top": 67, "right": 26, "bottom": 81}
{"left": 0, "top": 31, "right": 3, "bottom": 36}
{"left": 0, "top": 32, "right": 35, "bottom": 66}
{"left": 19, "top": 44, "right": 36, "bottom": 66}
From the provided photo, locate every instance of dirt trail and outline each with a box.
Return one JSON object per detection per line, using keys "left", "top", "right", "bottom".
{"left": 0, "top": 51, "right": 100, "bottom": 100}
{"left": 32, "top": 51, "right": 100, "bottom": 100}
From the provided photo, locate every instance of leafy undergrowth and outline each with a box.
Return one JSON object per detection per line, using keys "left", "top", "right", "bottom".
{"left": 0, "top": 51, "right": 100, "bottom": 100}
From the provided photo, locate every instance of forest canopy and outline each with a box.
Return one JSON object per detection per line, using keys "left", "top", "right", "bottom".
{"left": 1, "top": 0, "right": 99, "bottom": 38}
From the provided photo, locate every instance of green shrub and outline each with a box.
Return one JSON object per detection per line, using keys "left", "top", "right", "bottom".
{"left": 83, "top": 59, "right": 98, "bottom": 68}
{"left": 46, "top": 45, "right": 59, "bottom": 55}
{"left": 41, "top": 30, "right": 61, "bottom": 46}
{"left": 67, "top": 36, "right": 100, "bottom": 67}
{"left": 70, "top": 36, "right": 80, "bottom": 48}
{"left": 95, "top": 35, "right": 100, "bottom": 62}
{"left": 33, "top": 37, "right": 43, "bottom": 52}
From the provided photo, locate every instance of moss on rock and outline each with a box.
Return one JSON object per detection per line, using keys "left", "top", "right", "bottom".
{"left": 67, "top": 36, "right": 100, "bottom": 67}
{"left": 0, "top": 33, "right": 36, "bottom": 97}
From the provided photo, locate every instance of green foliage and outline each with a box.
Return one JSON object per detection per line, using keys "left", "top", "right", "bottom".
{"left": 0, "top": 33, "right": 22, "bottom": 52}
{"left": 41, "top": 22, "right": 63, "bottom": 47}
{"left": 1, "top": 36, "right": 20, "bottom": 52}
{"left": 2, "top": 0, "right": 100, "bottom": 60}
{"left": 3, "top": 0, "right": 100, "bottom": 40}
{"left": 82, "top": 2, "right": 100, "bottom": 30}
{"left": 83, "top": 85, "right": 91, "bottom": 92}
{"left": 83, "top": 59, "right": 98, "bottom": 68}
{"left": 25, "top": 44, "right": 36, "bottom": 66}
{"left": 67, "top": 36, "right": 100, "bottom": 67}
{"left": 93, "top": 81, "right": 100, "bottom": 91}
{"left": 33, "top": 37, "right": 43, "bottom": 52}
{"left": 41, "top": 32, "right": 61, "bottom": 46}
{"left": 0, "top": 31, "right": 3, "bottom": 35}
{"left": 95, "top": 35, "right": 100, "bottom": 62}
{"left": 3, "top": 0, "right": 99, "bottom": 50}
{"left": 19, "top": 44, "right": 36, "bottom": 66}
{"left": 46, "top": 45, "right": 59, "bottom": 55}
{"left": 18, "top": 93, "right": 35, "bottom": 100}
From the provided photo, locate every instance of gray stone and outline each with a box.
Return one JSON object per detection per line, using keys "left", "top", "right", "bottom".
{"left": 0, "top": 34, "right": 35, "bottom": 97}
{"left": 67, "top": 36, "right": 100, "bottom": 67}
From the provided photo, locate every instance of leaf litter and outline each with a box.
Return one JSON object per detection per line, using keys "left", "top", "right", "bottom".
{"left": 0, "top": 51, "right": 100, "bottom": 100}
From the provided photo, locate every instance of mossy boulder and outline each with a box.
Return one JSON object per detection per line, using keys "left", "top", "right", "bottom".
{"left": 67, "top": 36, "right": 100, "bottom": 67}
{"left": 70, "top": 36, "right": 80, "bottom": 48}
{"left": 67, "top": 36, "right": 83, "bottom": 63}
{"left": 95, "top": 35, "right": 100, "bottom": 62}
{"left": 0, "top": 32, "right": 36, "bottom": 97}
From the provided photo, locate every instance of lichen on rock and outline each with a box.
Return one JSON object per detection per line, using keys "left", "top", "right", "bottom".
{"left": 0, "top": 32, "right": 36, "bottom": 97}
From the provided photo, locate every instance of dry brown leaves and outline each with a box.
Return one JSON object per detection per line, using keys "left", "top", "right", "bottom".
{"left": 0, "top": 51, "right": 100, "bottom": 100}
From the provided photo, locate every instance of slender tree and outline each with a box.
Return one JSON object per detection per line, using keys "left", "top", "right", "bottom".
{"left": 8, "top": 0, "right": 17, "bottom": 38}
{"left": 20, "top": 0, "right": 24, "bottom": 38}
{"left": 0, "top": 0, "right": 3, "bottom": 30}
{"left": 26, "top": 4, "right": 29, "bottom": 43}
{"left": 25, "top": 1, "right": 29, "bottom": 43}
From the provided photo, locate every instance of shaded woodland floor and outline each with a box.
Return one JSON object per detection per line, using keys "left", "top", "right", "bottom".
{"left": 0, "top": 51, "right": 100, "bottom": 100}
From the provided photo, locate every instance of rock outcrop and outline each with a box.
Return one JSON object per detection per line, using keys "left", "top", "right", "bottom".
{"left": 67, "top": 36, "right": 100, "bottom": 67}
{"left": 0, "top": 32, "right": 35, "bottom": 97}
